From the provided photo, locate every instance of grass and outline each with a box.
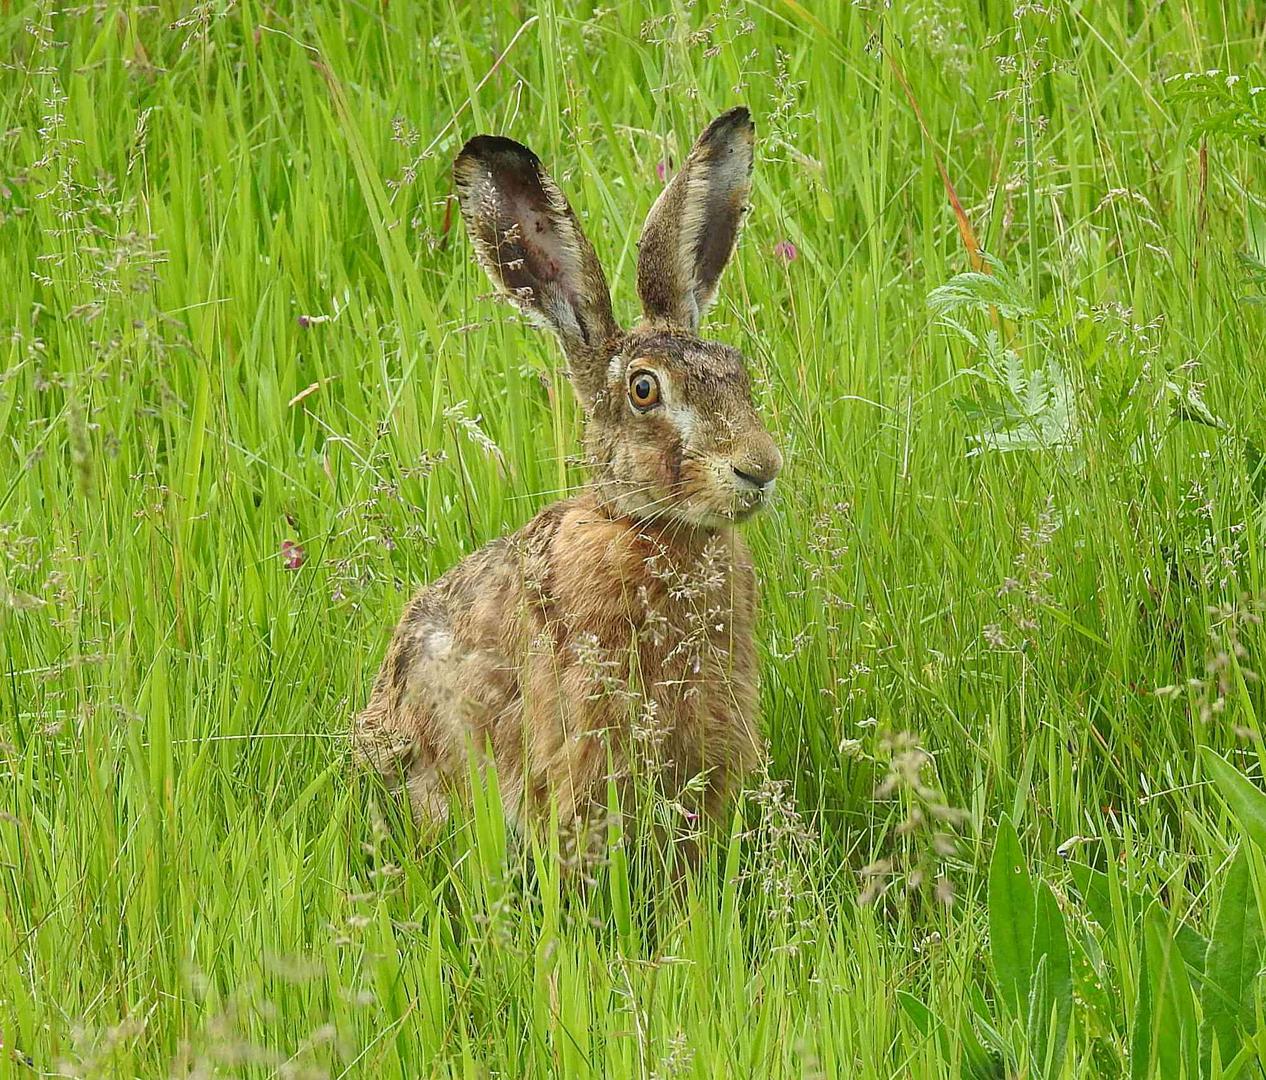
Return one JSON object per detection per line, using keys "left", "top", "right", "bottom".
{"left": 2, "top": 0, "right": 1266, "bottom": 1076}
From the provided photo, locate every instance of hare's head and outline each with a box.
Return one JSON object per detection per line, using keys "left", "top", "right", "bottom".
{"left": 454, "top": 108, "right": 781, "bottom": 529}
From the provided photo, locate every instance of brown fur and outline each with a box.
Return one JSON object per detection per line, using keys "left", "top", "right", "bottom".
{"left": 353, "top": 108, "right": 779, "bottom": 848}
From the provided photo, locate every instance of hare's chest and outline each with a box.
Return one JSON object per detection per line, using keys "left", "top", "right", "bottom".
{"left": 633, "top": 581, "right": 749, "bottom": 680}
{"left": 541, "top": 504, "right": 760, "bottom": 714}
{"left": 621, "top": 571, "right": 763, "bottom": 785}
{"left": 625, "top": 552, "right": 760, "bottom": 723}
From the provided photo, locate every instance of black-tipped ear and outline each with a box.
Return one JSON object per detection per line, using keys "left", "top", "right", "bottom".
{"left": 636, "top": 107, "right": 755, "bottom": 331}
{"left": 453, "top": 136, "right": 619, "bottom": 405}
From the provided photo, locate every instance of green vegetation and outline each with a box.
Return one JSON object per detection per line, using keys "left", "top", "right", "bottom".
{"left": 3, "top": 1, "right": 1266, "bottom": 1075}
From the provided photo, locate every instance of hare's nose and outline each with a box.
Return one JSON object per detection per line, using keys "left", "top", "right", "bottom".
{"left": 732, "top": 447, "right": 782, "bottom": 490}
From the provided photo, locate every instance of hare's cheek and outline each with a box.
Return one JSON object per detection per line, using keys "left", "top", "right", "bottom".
{"left": 660, "top": 438, "right": 685, "bottom": 487}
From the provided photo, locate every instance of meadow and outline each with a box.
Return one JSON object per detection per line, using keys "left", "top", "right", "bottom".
{"left": 3, "top": 0, "right": 1266, "bottom": 1076}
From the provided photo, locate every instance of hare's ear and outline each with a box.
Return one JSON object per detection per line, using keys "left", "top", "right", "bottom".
{"left": 636, "top": 107, "right": 754, "bottom": 332}
{"left": 454, "top": 136, "right": 618, "bottom": 404}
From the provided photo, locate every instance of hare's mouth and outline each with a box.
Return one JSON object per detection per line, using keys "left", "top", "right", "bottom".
{"left": 695, "top": 478, "right": 771, "bottom": 525}
{"left": 726, "top": 466, "right": 775, "bottom": 520}
{"left": 644, "top": 486, "right": 770, "bottom": 529}
{"left": 674, "top": 462, "right": 776, "bottom": 526}
{"left": 730, "top": 488, "right": 772, "bottom": 522}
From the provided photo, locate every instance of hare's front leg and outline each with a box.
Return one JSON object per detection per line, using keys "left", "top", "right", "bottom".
{"left": 352, "top": 595, "right": 469, "bottom": 834}
{"left": 517, "top": 669, "right": 633, "bottom": 873}
{"left": 352, "top": 694, "right": 450, "bottom": 833}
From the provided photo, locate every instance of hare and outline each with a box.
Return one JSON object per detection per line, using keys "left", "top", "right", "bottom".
{"left": 353, "top": 107, "right": 782, "bottom": 857}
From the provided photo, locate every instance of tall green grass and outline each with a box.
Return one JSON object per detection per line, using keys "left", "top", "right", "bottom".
{"left": 2, "top": 1, "right": 1265, "bottom": 1075}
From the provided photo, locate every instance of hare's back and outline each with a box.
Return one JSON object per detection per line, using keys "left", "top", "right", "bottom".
{"left": 354, "top": 496, "right": 617, "bottom": 755}
{"left": 352, "top": 529, "right": 524, "bottom": 779}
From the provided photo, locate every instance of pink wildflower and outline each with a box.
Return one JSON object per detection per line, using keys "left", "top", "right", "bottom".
{"left": 280, "top": 539, "right": 306, "bottom": 570}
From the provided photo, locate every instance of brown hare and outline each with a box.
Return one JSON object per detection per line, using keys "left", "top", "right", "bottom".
{"left": 353, "top": 107, "right": 782, "bottom": 858}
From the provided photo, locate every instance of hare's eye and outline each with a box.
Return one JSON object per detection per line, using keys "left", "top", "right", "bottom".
{"left": 628, "top": 371, "right": 661, "bottom": 410}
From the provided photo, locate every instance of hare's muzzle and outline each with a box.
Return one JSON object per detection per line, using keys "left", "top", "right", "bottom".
{"left": 727, "top": 435, "right": 782, "bottom": 518}
{"left": 730, "top": 437, "right": 782, "bottom": 490}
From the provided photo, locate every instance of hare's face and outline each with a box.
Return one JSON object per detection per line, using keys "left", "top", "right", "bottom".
{"left": 455, "top": 107, "right": 775, "bottom": 531}
{"left": 589, "top": 329, "right": 781, "bottom": 528}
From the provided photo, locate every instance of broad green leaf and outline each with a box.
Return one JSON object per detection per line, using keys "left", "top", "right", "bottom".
{"left": 1146, "top": 905, "right": 1200, "bottom": 1079}
{"left": 989, "top": 814, "right": 1036, "bottom": 1019}
{"left": 1069, "top": 929, "right": 1115, "bottom": 1030}
{"left": 1203, "top": 749, "right": 1266, "bottom": 854}
{"left": 1029, "top": 882, "right": 1073, "bottom": 1079}
{"left": 1200, "top": 846, "right": 1264, "bottom": 1076}
{"left": 897, "top": 991, "right": 936, "bottom": 1037}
